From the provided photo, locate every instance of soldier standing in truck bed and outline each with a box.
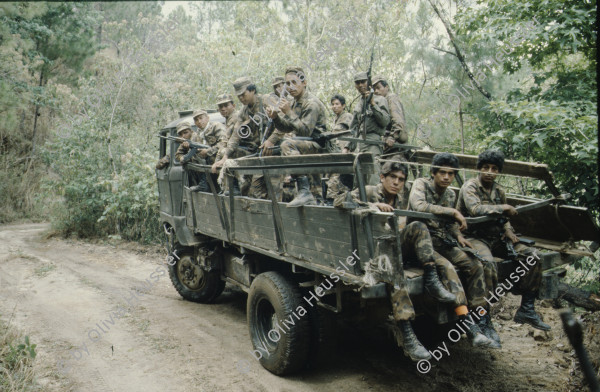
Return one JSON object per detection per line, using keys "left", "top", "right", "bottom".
{"left": 216, "top": 93, "right": 239, "bottom": 140}
{"left": 262, "top": 66, "right": 328, "bottom": 207}
{"left": 408, "top": 152, "right": 499, "bottom": 348}
{"left": 372, "top": 75, "right": 408, "bottom": 161}
{"left": 344, "top": 72, "right": 390, "bottom": 185}
{"left": 456, "top": 149, "right": 550, "bottom": 339}
{"left": 212, "top": 77, "right": 268, "bottom": 197}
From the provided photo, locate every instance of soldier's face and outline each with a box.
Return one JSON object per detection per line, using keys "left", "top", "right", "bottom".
{"left": 373, "top": 82, "right": 389, "bottom": 97}
{"left": 432, "top": 167, "right": 456, "bottom": 190}
{"left": 218, "top": 102, "right": 235, "bottom": 117}
{"left": 238, "top": 89, "right": 255, "bottom": 106}
{"left": 381, "top": 170, "right": 406, "bottom": 196}
{"left": 479, "top": 163, "right": 499, "bottom": 186}
{"left": 354, "top": 80, "right": 369, "bottom": 95}
{"left": 331, "top": 99, "right": 345, "bottom": 115}
{"left": 285, "top": 72, "right": 306, "bottom": 98}
{"left": 194, "top": 114, "right": 209, "bottom": 129}
{"left": 178, "top": 129, "right": 192, "bottom": 140}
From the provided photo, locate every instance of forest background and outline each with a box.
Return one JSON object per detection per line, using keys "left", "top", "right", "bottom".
{"left": 0, "top": 0, "right": 597, "bottom": 290}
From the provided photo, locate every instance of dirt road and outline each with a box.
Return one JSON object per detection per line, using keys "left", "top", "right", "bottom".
{"left": 0, "top": 223, "right": 588, "bottom": 391}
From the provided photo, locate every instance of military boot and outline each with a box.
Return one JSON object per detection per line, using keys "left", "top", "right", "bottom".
{"left": 514, "top": 292, "right": 551, "bottom": 331}
{"left": 460, "top": 315, "right": 493, "bottom": 348}
{"left": 478, "top": 314, "right": 501, "bottom": 348}
{"left": 287, "top": 176, "right": 316, "bottom": 208}
{"left": 222, "top": 178, "right": 241, "bottom": 197}
{"left": 190, "top": 173, "right": 210, "bottom": 192}
{"left": 423, "top": 264, "right": 457, "bottom": 303}
{"left": 398, "top": 321, "right": 431, "bottom": 361}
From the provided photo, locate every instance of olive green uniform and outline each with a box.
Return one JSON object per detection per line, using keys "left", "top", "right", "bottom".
{"left": 457, "top": 177, "right": 541, "bottom": 294}
{"left": 408, "top": 177, "right": 489, "bottom": 309}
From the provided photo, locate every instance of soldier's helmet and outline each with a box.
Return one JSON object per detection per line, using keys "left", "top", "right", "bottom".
{"left": 271, "top": 76, "right": 285, "bottom": 86}
{"left": 176, "top": 122, "right": 192, "bottom": 135}
{"left": 371, "top": 75, "right": 386, "bottom": 86}
{"left": 353, "top": 72, "right": 368, "bottom": 82}
{"left": 192, "top": 109, "right": 207, "bottom": 119}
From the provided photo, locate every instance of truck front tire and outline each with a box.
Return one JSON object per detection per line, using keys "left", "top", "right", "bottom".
{"left": 168, "top": 248, "right": 225, "bottom": 303}
{"left": 247, "top": 272, "right": 310, "bottom": 375}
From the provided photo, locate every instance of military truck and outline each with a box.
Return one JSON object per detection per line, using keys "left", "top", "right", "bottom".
{"left": 156, "top": 112, "right": 599, "bottom": 375}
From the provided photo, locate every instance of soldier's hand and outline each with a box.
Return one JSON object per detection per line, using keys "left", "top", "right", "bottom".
{"left": 211, "top": 159, "right": 224, "bottom": 174}
{"left": 385, "top": 137, "right": 395, "bottom": 148}
{"left": 343, "top": 147, "right": 350, "bottom": 153}
{"left": 457, "top": 236, "right": 473, "bottom": 248}
{"left": 453, "top": 210, "right": 468, "bottom": 231}
{"left": 373, "top": 202, "right": 394, "bottom": 212}
{"left": 266, "top": 106, "right": 278, "bottom": 119}
{"left": 503, "top": 204, "right": 518, "bottom": 216}
{"left": 182, "top": 141, "right": 190, "bottom": 149}
{"left": 199, "top": 149, "right": 208, "bottom": 158}
{"left": 278, "top": 98, "right": 291, "bottom": 115}
{"left": 504, "top": 229, "right": 519, "bottom": 244}
{"left": 260, "top": 140, "right": 275, "bottom": 156}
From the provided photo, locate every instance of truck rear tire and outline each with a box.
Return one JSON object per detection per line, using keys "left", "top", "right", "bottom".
{"left": 247, "top": 272, "right": 310, "bottom": 375}
{"left": 168, "top": 248, "right": 225, "bottom": 303}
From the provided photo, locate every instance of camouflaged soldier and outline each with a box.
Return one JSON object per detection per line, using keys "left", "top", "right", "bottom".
{"left": 372, "top": 75, "right": 408, "bottom": 161}
{"left": 330, "top": 94, "right": 353, "bottom": 151}
{"left": 345, "top": 72, "right": 390, "bottom": 185}
{"left": 262, "top": 67, "right": 329, "bottom": 207}
{"left": 174, "top": 121, "right": 205, "bottom": 190}
{"left": 457, "top": 149, "right": 550, "bottom": 334}
{"left": 408, "top": 152, "right": 498, "bottom": 348}
{"left": 212, "top": 77, "right": 269, "bottom": 197}
{"left": 216, "top": 93, "right": 239, "bottom": 140}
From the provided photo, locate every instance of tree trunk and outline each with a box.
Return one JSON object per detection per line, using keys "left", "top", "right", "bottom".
{"left": 557, "top": 282, "right": 600, "bottom": 311}
{"left": 31, "top": 69, "right": 44, "bottom": 157}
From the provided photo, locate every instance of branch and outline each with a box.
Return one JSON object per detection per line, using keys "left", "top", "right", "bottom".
{"left": 427, "top": 0, "right": 492, "bottom": 100}
{"left": 433, "top": 46, "right": 457, "bottom": 57}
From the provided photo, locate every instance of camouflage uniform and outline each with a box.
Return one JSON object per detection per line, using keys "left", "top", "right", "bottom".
{"left": 339, "top": 183, "right": 467, "bottom": 309}
{"left": 175, "top": 132, "right": 203, "bottom": 163}
{"left": 408, "top": 177, "right": 488, "bottom": 309}
{"left": 223, "top": 110, "right": 240, "bottom": 141}
{"left": 195, "top": 122, "right": 227, "bottom": 165}
{"left": 457, "top": 177, "right": 541, "bottom": 294}
{"left": 332, "top": 111, "right": 353, "bottom": 150}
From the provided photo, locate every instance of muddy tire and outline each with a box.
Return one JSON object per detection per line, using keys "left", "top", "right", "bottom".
{"left": 168, "top": 248, "right": 225, "bottom": 303}
{"left": 247, "top": 272, "right": 310, "bottom": 375}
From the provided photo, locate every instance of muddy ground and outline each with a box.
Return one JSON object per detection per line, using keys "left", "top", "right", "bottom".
{"left": 0, "top": 223, "right": 597, "bottom": 392}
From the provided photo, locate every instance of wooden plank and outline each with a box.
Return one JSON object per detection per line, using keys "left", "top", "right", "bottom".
{"left": 282, "top": 229, "right": 355, "bottom": 260}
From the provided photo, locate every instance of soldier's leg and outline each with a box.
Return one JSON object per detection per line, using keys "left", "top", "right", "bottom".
{"left": 389, "top": 283, "right": 430, "bottom": 361}
{"left": 439, "top": 247, "right": 488, "bottom": 309}
{"left": 359, "top": 143, "right": 382, "bottom": 185}
{"left": 432, "top": 251, "right": 467, "bottom": 307}
{"left": 491, "top": 241, "right": 548, "bottom": 330}
{"left": 400, "top": 222, "right": 456, "bottom": 303}
{"left": 281, "top": 140, "right": 323, "bottom": 207}
{"left": 469, "top": 238, "right": 498, "bottom": 295}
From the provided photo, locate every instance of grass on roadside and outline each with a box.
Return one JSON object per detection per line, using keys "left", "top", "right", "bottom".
{"left": 0, "top": 315, "right": 39, "bottom": 392}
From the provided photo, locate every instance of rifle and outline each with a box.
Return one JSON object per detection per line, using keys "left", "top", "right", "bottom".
{"left": 158, "top": 135, "right": 210, "bottom": 164}
{"left": 361, "top": 46, "right": 375, "bottom": 141}
{"left": 338, "top": 136, "right": 419, "bottom": 152}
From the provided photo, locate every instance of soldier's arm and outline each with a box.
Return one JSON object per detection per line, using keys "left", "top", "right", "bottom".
{"left": 461, "top": 181, "right": 505, "bottom": 216}
{"left": 388, "top": 96, "right": 407, "bottom": 144}
{"left": 207, "top": 123, "right": 228, "bottom": 157}
{"left": 346, "top": 109, "right": 360, "bottom": 151}
{"left": 270, "top": 99, "right": 319, "bottom": 139}
{"left": 175, "top": 143, "right": 188, "bottom": 163}
{"left": 370, "top": 96, "right": 390, "bottom": 129}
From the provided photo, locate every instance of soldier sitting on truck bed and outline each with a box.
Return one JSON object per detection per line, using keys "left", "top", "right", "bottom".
{"left": 262, "top": 66, "right": 329, "bottom": 207}
{"left": 456, "top": 149, "right": 550, "bottom": 341}
{"left": 174, "top": 121, "right": 205, "bottom": 191}
{"left": 211, "top": 77, "right": 269, "bottom": 198}
{"left": 408, "top": 152, "right": 499, "bottom": 348}
{"left": 334, "top": 161, "right": 485, "bottom": 352}
{"left": 216, "top": 93, "right": 239, "bottom": 140}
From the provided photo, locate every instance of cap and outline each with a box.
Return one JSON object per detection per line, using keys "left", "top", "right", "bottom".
{"left": 192, "top": 109, "right": 207, "bottom": 119}
{"left": 271, "top": 76, "right": 284, "bottom": 86}
{"left": 233, "top": 77, "right": 252, "bottom": 96}
{"left": 284, "top": 66, "right": 305, "bottom": 80}
{"left": 353, "top": 72, "right": 368, "bottom": 82}
{"left": 381, "top": 160, "right": 408, "bottom": 176}
{"left": 176, "top": 121, "right": 192, "bottom": 135}
{"left": 371, "top": 75, "right": 386, "bottom": 86}
{"left": 216, "top": 93, "right": 234, "bottom": 105}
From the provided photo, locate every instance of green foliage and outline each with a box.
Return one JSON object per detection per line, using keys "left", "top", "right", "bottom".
{"left": 6, "top": 336, "right": 37, "bottom": 369}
